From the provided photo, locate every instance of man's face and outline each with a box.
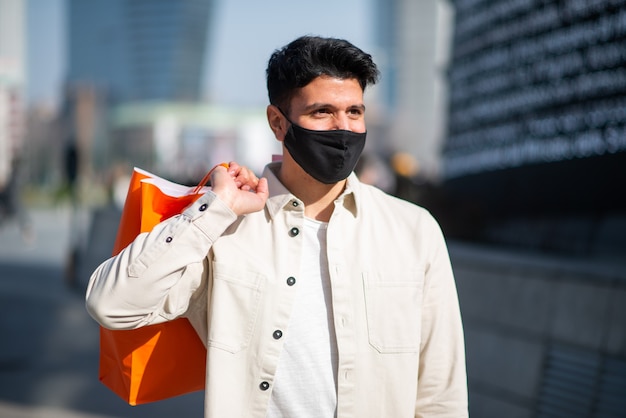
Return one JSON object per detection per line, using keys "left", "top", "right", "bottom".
{"left": 287, "top": 75, "right": 366, "bottom": 133}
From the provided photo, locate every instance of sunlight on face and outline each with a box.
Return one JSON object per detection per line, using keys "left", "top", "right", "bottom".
{"left": 289, "top": 76, "right": 366, "bottom": 133}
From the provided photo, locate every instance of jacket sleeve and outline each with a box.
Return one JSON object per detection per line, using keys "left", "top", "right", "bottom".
{"left": 85, "top": 191, "right": 237, "bottom": 331}
{"left": 415, "top": 216, "right": 468, "bottom": 418}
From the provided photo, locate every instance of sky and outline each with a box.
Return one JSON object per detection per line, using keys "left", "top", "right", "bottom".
{"left": 27, "top": 0, "right": 374, "bottom": 109}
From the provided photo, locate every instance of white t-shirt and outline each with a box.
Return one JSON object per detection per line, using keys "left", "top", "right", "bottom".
{"left": 266, "top": 217, "right": 338, "bottom": 418}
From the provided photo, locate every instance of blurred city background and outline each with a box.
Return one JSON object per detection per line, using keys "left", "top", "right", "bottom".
{"left": 1, "top": 0, "right": 625, "bottom": 417}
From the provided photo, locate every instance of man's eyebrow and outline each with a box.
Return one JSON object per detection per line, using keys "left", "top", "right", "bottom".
{"left": 303, "top": 103, "right": 366, "bottom": 111}
{"left": 303, "top": 103, "right": 334, "bottom": 111}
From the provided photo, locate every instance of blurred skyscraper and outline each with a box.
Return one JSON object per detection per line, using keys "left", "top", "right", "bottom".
{"left": 371, "top": 0, "right": 453, "bottom": 180}
{"left": 0, "top": 0, "right": 26, "bottom": 188}
{"left": 438, "top": 3, "right": 626, "bottom": 415}
{"left": 439, "top": 0, "right": 626, "bottom": 255}
{"left": 67, "top": 0, "right": 212, "bottom": 102}
{"left": 62, "top": 0, "right": 216, "bottom": 184}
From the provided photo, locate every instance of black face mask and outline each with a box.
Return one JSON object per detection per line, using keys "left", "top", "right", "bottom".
{"left": 282, "top": 119, "right": 367, "bottom": 184}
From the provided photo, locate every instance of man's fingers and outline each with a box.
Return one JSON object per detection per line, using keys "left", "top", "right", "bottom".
{"left": 232, "top": 166, "right": 259, "bottom": 190}
{"left": 209, "top": 162, "right": 268, "bottom": 216}
{"left": 255, "top": 178, "right": 269, "bottom": 199}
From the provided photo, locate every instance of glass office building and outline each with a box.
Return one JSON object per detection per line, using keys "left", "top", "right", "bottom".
{"left": 68, "top": 0, "right": 212, "bottom": 102}
{"left": 440, "top": 0, "right": 626, "bottom": 252}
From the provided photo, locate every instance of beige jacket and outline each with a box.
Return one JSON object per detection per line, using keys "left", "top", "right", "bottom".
{"left": 86, "top": 162, "right": 468, "bottom": 418}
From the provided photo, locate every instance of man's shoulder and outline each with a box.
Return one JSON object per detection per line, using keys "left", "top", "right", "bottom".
{"left": 359, "top": 181, "right": 427, "bottom": 211}
{"left": 356, "top": 181, "right": 436, "bottom": 223}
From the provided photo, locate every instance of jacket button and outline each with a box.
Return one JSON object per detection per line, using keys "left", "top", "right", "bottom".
{"left": 199, "top": 203, "right": 208, "bottom": 211}
{"left": 273, "top": 330, "right": 283, "bottom": 339}
{"left": 259, "top": 381, "right": 270, "bottom": 391}
{"left": 165, "top": 236, "right": 173, "bottom": 243}
{"left": 286, "top": 277, "right": 296, "bottom": 286}
{"left": 289, "top": 227, "right": 299, "bottom": 237}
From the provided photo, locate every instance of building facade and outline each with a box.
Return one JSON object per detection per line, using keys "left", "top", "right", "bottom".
{"left": 0, "top": 0, "right": 26, "bottom": 189}
{"left": 440, "top": 0, "right": 626, "bottom": 255}
{"left": 65, "top": 0, "right": 215, "bottom": 183}
{"left": 371, "top": 0, "right": 453, "bottom": 180}
{"left": 439, "top": 2, "right": 626, "bottom": 416}
{"left": 68, "top": 0, "right": 212, "bottom": 102}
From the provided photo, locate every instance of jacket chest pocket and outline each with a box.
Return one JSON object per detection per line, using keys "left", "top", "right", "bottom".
{"left": 208, "top": 262, "right": 265, "bottom": 353}
{"left": 363, "top": 269, "right": 424, "bottom": 353}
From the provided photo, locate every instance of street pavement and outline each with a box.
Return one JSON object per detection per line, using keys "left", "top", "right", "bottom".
{"left": 0, "top": 206, "right": 204, "bottom": 418}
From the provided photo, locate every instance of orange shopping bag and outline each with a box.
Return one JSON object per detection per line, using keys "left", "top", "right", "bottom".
{"left": 100, "top": 166, "right": 223, "bottom": 405}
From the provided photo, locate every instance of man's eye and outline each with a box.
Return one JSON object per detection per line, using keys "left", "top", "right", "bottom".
{"left": 313, "top": 109, "right": 331, "bottom": 116}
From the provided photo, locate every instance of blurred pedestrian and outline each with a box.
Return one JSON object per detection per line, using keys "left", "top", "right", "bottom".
{"left": 86, "top": 35, "right": 467, "bottom": 417}
{"left": 64, "top": 142, "right": 79, "bottom": 206}
{"left": 0, "top": 156, "right": 33, "bottom": 243}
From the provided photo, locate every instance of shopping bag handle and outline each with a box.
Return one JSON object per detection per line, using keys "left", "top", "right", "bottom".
{"left": 192, "top": 163, "right": 230, "bottom": 195}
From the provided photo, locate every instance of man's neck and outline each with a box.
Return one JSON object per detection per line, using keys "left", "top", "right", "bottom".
{"left": 277, "top": 160, "right": 346, "bottom": 222}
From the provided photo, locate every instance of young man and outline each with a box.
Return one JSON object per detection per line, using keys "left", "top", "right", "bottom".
{"left": 86, "top": 36, "right": 467, "bottom": 417}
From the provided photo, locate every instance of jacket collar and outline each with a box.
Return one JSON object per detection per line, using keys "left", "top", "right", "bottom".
{"left": 262, "top": 162, "right": 360, "bottom": 220}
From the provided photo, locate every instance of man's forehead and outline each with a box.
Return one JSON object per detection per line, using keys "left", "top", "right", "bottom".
{"left": 290, "top": 76, "right": 364, "bottom": 107}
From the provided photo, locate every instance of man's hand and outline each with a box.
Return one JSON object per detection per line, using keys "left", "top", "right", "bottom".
{"left": 210, "top": 162, "right": 269, "bottom": 216}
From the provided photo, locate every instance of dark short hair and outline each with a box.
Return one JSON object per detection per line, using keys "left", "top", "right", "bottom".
{"left": 266, "top": 35, "right": 380, "bottom": 111}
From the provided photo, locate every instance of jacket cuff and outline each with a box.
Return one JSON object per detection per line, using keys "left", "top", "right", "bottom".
{"left": 183, "top": 191, "right": 238, "bottom": 242}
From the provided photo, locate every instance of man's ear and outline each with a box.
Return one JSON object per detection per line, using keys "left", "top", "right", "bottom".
{"left": 266, "top": 105, "right": 287, "bottom": 141}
